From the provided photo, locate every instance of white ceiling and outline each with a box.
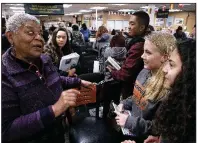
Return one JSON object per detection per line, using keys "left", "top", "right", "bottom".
{"left": 2, "top": 3, "right": 196, "bottom": 16}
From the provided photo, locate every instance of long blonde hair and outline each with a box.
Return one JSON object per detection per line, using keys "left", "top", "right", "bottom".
{"left": 143, "top": 31, "right": 177, "bottom": 102}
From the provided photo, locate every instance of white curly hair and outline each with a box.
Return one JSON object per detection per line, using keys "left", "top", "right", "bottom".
{"left": 6, "top": 13, "right": 40, "bottom": 33}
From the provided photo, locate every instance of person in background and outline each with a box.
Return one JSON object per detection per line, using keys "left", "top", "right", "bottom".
{"left": 80, "top": 23, "right": 91, "bottom": 42}
{"left": 104, "top": 32, "right": 127, "bottom": 65}
{"left": 96, "top": 25, "right": 111, "bottom": 43}
{"left": 95, "top": 25, "right": 112, "bottom": 53}
{"left": 2, "top": 26, "right": 11, "bottom": 54}
{"left": 42, "top": 25, "right": 49, "bottom": 43}
{"left": 67, "top": 22, "right": 73, "bottom": 34}
{"left": 71, "top": 24, "right": 85, "bottom": 48}
{"left": 111, "top": 29, "right": 116, "bottom": 35}
{"left": 189, "top": 24, "right": 196, "bottom": 39}
{"left": 147, "top": 25, "right": 155, "bottom": 32}
{"left": 2, "top": 13, "right": 92, "bottom": 143}
{"left": 47, "top": 25, "right": 56, "bottom": 44}
{"left": 44, "top": 27, "right": 76, "bottom": 77}
{"left": 173, "top": 26, "right": 187, "bottom": 41}
{"left": 115, "top": 32, "right": 176, "bottom": 143}
{"left": 107, "top": 11, "right": 150, "bottom": 99}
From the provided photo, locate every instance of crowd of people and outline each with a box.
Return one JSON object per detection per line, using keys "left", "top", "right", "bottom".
{"left": 2, "top": 11, "right": 196, "bottom": 143}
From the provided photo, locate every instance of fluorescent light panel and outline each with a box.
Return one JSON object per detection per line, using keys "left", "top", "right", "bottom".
{"left": 5, "top": 4, "right": 24, "bottom": 6}
{"left": 79, "top": 10, "right": 92, "bottom": 13}
{"left": 111, "top": 4, "right": 126, "bottom": 6}
{"left": 65, "top": 12, "right": 82, "bottom": 15}
{"left": 169, "top": 9, "right": 182, "bottom": 12}
{"left": 118, "top": 9, "right": 134, "bottom": 12}
{"left": 13, "top": 10, "right": 25, "bottom": 13}
{"left": 10, "top": 7, "right": 24, "bottom": 10}
{"left": 90, "top": 6, "right": 107, "bottom": 10}
{"left": 179, "top": 4, "right": 191, "bottom": 6}
{"left": 63, "top": 4, "right": 72, "bottom": 8}
{"left": 140, "top": 6, "right": 158, "bottom": 9}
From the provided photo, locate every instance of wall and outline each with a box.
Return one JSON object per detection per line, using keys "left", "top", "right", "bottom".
{"left": 154, "top": 12, "right": 195, "bottom": 33}
{"left": 38, "top": 11, "right": 195, "bottom": 33}
{"left": 169, "top": 12, "right": 195, "bottom": 32}
{"left": 39, "top": 15, "right": 73, "bottom": 22}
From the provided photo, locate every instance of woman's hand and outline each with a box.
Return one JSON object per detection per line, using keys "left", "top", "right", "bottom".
{"left": 67, "top": 68, "right": 77, "bottom": 77}
{"left": 81, "top": 80, "right": 92, "bottom": 88}
{"left": 52, "top": 89, "right": 80, "bottom": 117}
{"left": 117, "top": 103, "right": 124, "bottom": 112}
{"left": 106, "top": 65, "right": 114, "bottom": 72}
{"left": 115, "top": 111, "right": 129, "bottom": 127}
{"left": 144, "top": 135, "right": 160, "bottom": 143}
{"left": 121, "top": 140, "right": 136, "bottom": 143}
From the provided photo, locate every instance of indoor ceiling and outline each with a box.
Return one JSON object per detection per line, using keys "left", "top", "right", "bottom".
{"left": 2, "top": 3, "right": 196, "bottom": 16}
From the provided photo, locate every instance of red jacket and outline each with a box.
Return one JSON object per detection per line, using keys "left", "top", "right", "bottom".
{"left": 111, "top": 38, "right": 144, "bottom": 98}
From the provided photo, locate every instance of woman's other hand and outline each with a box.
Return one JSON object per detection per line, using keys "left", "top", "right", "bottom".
{"left": 81, "top": 80, "right": 92, "bottom": 87}
{"left": 121, "top": 140, "right": 136, "bottom": 143}
{"left": 144, "top": 135, "right": 160, "bottom": 143}
{"left": 115, "top": 111, "right": 129, "bottom": 127}
{"left": 67, "top": 68, "right": 77, "bottom": 77}
{"left": 52, "top": 89, "right": 80, "bottom": 117}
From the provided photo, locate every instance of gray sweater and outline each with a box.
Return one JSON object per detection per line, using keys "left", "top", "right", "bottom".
{"left": 104, "top": 47, "right": 127, "bottom": 61}
{"left": 121, "top": 69, "right": 161, "bottom": 136}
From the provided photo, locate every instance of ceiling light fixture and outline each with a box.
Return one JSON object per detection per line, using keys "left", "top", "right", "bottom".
{"left": 140, "top": 6, "right": 158, "bottom": 9}
{"left": 179, "top": 4, "right": 191, "bottom": 6}
{"left": 13, "top": 10, "right": 25, "bottom": 13}
{"left": 169, "top": 9, "right": 182, "bottom": 12}
{"left": 111, "top": 4, "right": 126, "bottom": 6}
{"left": 118, "top": 9, "right": 134, "bottom": 12}
{"left": 90, "top": 6, "right": 107, "bottom": 10}
{"left": 10, "top": 7, "right": 24, "bottom": 10}
{"left": 79, "top": 10, "right": 92, "bottom": 13}
{"left": 5, "top": 4, "right": 24, "bottom": 6}
{"left": 65, "top": 12, "right": 82, "bottom": 15}
{"left": 63, "top": 4, "right": 72, "bottom": 8}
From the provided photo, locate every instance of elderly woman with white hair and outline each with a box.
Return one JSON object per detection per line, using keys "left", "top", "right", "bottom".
{"left": 2, "top": 13, "right": 92, "bottom": 143}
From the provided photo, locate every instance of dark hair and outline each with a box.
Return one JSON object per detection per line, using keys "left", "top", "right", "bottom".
{"left": 72, "top": 25, "right": 79, "bottom": 31}
{"left": 111, "top": 29, "right": 116, "bottom": 35}
{"left": 49, "top": 25, "right": 56, "bottom": 32}
{"left": 176, "top": 26, "right": 183, "bottom": 31}
{"left": 81, "top": 23, "right": 87, "bottom": 30}
{"left": 194, "top": 24, "right": 196, "bottom": 28}
{"left": 154, "top": 39, "right": 196, "bottom": 143}
{"left": 110, "top": 33, "right": 125, "bottom": 47}
{"left": 132, "top": 11, "right": 150, "bottom": 32}
{"left": 69, "top": 22, "right": 72, "bottom": 27}
{"left": 52, "top": 27, "right": 72, "bottom": 57}
{"left": 148, "top": 25, "right": 155, "bottom": 31}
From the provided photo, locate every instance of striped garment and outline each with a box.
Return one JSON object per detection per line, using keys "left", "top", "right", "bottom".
{"left": 2, "top": 48, "right": 81, "bottom": 143}
{"left": 104, "top": 47, "right": 127, "bottom": 62}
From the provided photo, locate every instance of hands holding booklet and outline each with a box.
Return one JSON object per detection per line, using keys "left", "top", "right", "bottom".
{"left": 106, "top": 57, "right": 121, "bottom": 72}
{"left": 113, "top": 102, "right": 134, "bottom": 136}
{"left": 59, "top": 53, "right": 80, "bottom": 72}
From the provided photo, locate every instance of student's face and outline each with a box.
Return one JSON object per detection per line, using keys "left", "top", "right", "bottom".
{"left": 141, "top": 40, "right": 166, "bottom": 71}
{"left": 128, "top": 15, "right": 145, "bottom": 36}
{"left": 163, "top": 48, "right": 182, "bottom": 89}
{"left": 7, "top": 20, "right": 44, "bottom": 59}
{"left": 56, "top": 30, "right": 67, "bottom": 49}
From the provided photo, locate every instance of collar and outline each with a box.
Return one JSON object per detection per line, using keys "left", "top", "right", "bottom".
{"left": 2, "top": 48, "right": 50, "bottom": 75}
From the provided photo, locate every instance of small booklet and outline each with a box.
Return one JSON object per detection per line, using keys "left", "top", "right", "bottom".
{"left": 59, "top": 53, "right": 80, "bottom": 71}
{"left": 112, "top": 102, "right": 135, "bottom": 136}
{"left": 75, "top": 84, "right": 96, "bottom": 106}
{"left": 105, "top": 57, "right": 121, "bottom": 70}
